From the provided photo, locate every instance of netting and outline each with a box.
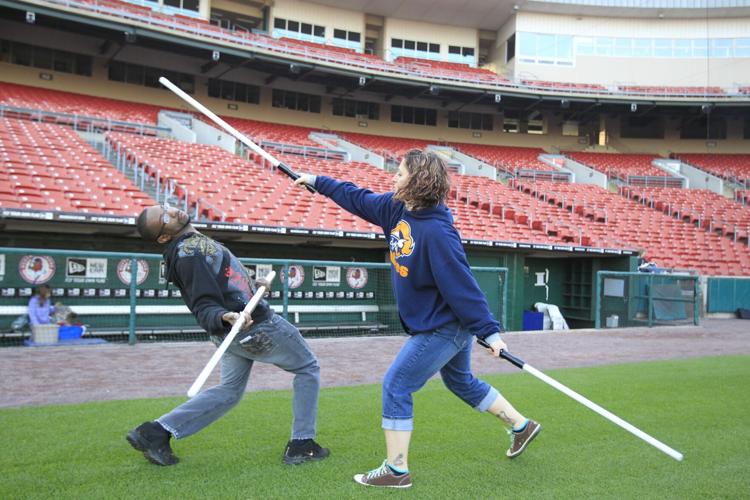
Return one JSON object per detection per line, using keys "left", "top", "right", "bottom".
{"left": 596, "top": 271, "right": 700, "bottom": 328}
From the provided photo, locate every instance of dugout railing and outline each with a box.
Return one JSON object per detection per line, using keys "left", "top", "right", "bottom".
{"left": 0, "top": 247, "right": 508, "bottom": 346}
{"left": 595, "top": 271, "right": 700, "bottom": 329}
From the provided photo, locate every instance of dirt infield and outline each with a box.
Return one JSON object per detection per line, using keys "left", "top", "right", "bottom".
{"left": 1, "top": 319, "right": 748, "bottom": 408}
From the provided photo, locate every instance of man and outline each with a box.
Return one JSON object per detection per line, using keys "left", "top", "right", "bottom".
{"left": 127, "top": 204, "right": 329, "bottom": 466}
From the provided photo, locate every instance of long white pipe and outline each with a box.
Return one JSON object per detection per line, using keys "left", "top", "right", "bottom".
{"left": 158, "top": 76, "right": 280, "bottom": 167}
{"left": 522, "top": 363, "right": 684, "bottom": 461}
{"left": 187, "top": 271, "right": 276, "bottom": 398}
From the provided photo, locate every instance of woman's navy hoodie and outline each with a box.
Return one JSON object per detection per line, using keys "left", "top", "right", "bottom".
{"left": 315, "top": 176, "right": 502, "bottom": 338}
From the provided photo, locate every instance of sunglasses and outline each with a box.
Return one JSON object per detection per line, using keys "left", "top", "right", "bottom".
{"left": 154, "top": 201, "right": 171, "bottom": 241}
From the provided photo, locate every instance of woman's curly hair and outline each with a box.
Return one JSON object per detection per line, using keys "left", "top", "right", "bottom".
{"left": 394, "top": 149, "right": 450, "bottom": 210}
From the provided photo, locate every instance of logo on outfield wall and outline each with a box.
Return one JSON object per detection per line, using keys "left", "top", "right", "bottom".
{"left": 313, "top": 266, "right": 341, "bottom": 288}
{"left": 346, "top": 267, "right": 368, "bottom": 289}
{"left": 18, "top": 255, "right": 56, "bottom": 284}
{"left": 280, "top": 265, "right": 305, "bottom": 289}
{"left": 116, "top": 259, "right": 149, "bottom": 286}
{"left": 65, "top": 257, "right": 108, "bottom": 283}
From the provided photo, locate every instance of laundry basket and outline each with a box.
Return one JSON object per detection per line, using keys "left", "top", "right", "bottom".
{"left": 31, "top": 324, "right": 59, "bottom": 344}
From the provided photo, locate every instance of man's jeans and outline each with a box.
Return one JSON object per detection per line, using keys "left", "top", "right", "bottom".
{"left": 381, "top": 321, "right": 499, "bottom": 431}
{"left": 158, "top": 314, "right": 320, "bottom": 440}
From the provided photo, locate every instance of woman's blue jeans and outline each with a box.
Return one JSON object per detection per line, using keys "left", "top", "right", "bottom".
{"left": 382, "top": 322, "right": 499, "bottom": 431}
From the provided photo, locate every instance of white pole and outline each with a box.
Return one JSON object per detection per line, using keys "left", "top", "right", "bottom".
{"left": 158, "top": 76, "right": 280, "bottom": 167}
{"left": 187, "top": 271, "right": 276, "bottom": 398}
{"left": 522, "top": 363, "right": 684, "bottom": 461}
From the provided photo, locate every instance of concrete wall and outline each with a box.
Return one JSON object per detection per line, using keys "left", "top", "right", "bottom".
{"left": 514, "top": 12, "right": 750, "bottom": 87}
{"left": 271, "top": 0, "right": 365, "bottom": 43}
{"left": 192, "top": 118, "right": 237, "bottom": 153}
{"left": 382, "top": 17, "right": 478, "bottom": 62}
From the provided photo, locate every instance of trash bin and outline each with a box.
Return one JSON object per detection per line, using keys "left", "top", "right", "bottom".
{"left": 31, "top": 324, "right": 59, "bottom": 343}
{"left": 522, "top": 311, "right": 544, "bottom": 331}
{"left": 605, "top": 315, "right": 620, "bottom": 328}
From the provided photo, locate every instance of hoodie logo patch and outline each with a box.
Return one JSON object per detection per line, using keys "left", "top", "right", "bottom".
{"left": 389, "top": 220, "right": 413, "bottom": 277}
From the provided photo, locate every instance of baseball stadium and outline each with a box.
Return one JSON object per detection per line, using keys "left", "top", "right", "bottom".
{"left": 0, "top": 0, "right": 749, "bottom": 496}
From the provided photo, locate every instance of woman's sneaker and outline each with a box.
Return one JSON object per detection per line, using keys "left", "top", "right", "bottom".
{"left": 283, "top": 439, "right": 330, "bottom": 465}
{"left": 506, "top": 420, "right": 542, "bottom": 458}
{"left": 354, "top": 460, "right": 412, "bottom": 488}
{"left": 126, "top": 421, "right": 179, "bottom": 466}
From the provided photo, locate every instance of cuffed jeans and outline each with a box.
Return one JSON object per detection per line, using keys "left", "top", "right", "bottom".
{"left": 158, "top": 314, "right": 321, "bottom": 440}
{"left": 382, "top": 321, "right": 499, "bottom": 431}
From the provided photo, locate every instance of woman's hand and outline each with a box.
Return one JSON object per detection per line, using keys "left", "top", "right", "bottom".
{"left": 293, "top": 174, "right": 316, "bottom": 189}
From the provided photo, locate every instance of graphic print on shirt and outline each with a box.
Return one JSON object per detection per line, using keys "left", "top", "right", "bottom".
{"left": 224, "top": 258, "right": 252, "bottom": 301}
{"left": 389, "top": 220, "right": 414, "bottom": 277}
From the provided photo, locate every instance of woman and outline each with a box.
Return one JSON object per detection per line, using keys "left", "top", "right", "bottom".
{"left": 28, "top": 284, "right": 55, "bottom": 326}
{"left": 294, "top": 150, "right": 541, "bottom": 488}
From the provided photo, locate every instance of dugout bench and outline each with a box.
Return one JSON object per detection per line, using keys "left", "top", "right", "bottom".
{"left": 0, "top": 304, "right": 390, "bottom": 341}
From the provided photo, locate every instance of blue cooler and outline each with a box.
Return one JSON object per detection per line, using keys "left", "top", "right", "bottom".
{"left": 58, "top": 325, "right": 84, "bottom": 340}
{"left": 522, "top": 311, "right": 544, "bottom": 331}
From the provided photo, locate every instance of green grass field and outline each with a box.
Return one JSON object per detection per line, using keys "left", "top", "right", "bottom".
{"left": 2, "top": 355, "right": 748, "bottom": 499}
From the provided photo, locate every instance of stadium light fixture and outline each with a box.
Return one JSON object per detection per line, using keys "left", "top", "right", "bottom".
{"left": 25, "top": 11, "right": 35, "bottom": 24}
{"left": 630, "top": 103, "right": 638, "bottom": 112}
{"left": 494, "top": 93, "right": 502, "bottom": 103}
{"left": 212, "top": 50, "right": 221, "bottom": 62}
{"left": 358, "top": 76, "right": 367, "bottom": 86}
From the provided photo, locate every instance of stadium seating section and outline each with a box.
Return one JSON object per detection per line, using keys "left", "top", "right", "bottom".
{"left": 0, "top": 81, "right": 161, "bottom": 125}
{"left": 338, "top": 132, "right": 432, "bottom": 159}
{"left": 617, "top": 86, "right": 725, "bottom": 96}
{"left": 454, "top": 143, "right": 554, "bottom": 174}
{"left": 30, "top": 0, "right": 740, "bottom": 97}
{"left": 223, "top": 117, "right": 320, "bottom": 147}
{"left": 394, "top": 57, "right": 509, "bottom": 83}
{"left": 563, "top": 152, "right": 672, "bottom": 180}
{"left": 0, "top": 118, "right": 153, "bottom": 214}
{"left": 516, "top": 180, "right": 750, "bottom": 276}
{"left": 621, "top": 186, "right": 750, "bottom": 243}
{"left": 2, "top": 81, "right": 750, "bottom": 275}
{"left": 521, "top": 80, "right": 608, "bottom": 93}
{"left": 673, "top": 154, "right": 750, "bottom": 184}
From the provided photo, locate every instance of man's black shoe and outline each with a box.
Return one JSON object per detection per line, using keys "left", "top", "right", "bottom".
{"left": 126, "top": 421, "right": 179, "bottom": 466}
{"left": 283, "top": 438, "right": 330, "bottom": 465}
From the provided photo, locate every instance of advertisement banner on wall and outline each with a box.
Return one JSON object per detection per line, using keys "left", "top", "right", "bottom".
{"left": 313, "top": 266, "right": 341, "bottom": 287}
{"left": 280, "top": 265, "right": 305, "bottom": 289}
{"left": 65, "top": 257, "right": 108, "bottom": 283}
{"left": 116, "top": 259, "right": 149, "bottom": 286}
{"left": 346, "top": 267, "right": 368, "bottom": 289}
{"left": 18, "top": 255, "right": 56, "bottom": 284}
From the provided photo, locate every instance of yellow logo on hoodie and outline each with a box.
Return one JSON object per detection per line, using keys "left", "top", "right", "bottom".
{"left": 389, "top": 220, "right": 413, "bottom": 277}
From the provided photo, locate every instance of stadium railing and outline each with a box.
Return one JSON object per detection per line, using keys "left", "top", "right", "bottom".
{"left": 0, "top": 104, "right": 169, "bottom": 136}
{"left": 0, "top": 247, "right": 508, "bottom": 346}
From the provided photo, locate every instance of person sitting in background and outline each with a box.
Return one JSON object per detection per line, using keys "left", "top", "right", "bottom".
{"left": 28, "top": 285, "right": 54, "bottom": 326}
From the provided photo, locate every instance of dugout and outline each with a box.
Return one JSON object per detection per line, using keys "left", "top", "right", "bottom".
{"left": 0, "top": 213, "right": 637, "bottom": 338}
